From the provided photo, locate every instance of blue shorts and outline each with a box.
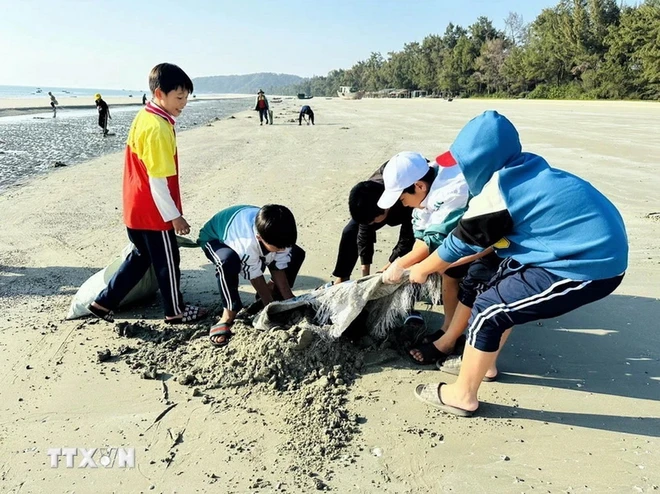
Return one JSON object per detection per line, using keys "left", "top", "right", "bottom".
{"left": 467, "top": 258, "right": 624, "bottom": 352}
{"left": 457, "top": 252, "right": 502, "bottom": 308}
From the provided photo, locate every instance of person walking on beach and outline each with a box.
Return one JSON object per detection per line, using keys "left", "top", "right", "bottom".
{"left": 94, "top": 93, "right": 111, "bottom": 136}
{"left": 48, "top": 91, "right": 58, "bottom": 118}
{"left": 142, "top": 93, "right": 148, "bottom": 105}
{"left": 88, "top": 62, "right": 208, "bottom": 325}
{"left": 254, "top": 90, "right": 269, "bottom": 125}
{"left": 299, "top": 105, "right": 314, "bottom": 125}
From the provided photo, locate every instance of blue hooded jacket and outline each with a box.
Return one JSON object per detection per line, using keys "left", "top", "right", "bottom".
{"left": 437, "top": 111, "right": 628, "bottom": 281}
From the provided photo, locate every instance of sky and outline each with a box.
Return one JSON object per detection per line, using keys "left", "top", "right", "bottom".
{"left": 2, "top": 0, "right": 564, "bottom": 90}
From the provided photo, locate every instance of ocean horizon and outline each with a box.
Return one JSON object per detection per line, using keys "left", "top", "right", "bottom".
{"left": 0, "top": 85, "right": 149, "bottom": 99}
{"left": 0, "top": 85, "right": 232, "bottom": 99}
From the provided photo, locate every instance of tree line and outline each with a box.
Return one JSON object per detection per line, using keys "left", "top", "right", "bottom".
{"left": 281, "top": 0, "right": 659, "bottom": 100}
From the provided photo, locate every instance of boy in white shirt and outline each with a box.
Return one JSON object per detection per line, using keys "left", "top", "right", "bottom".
{"left": 198, "top": 204, "right": 305, "bottom": 347}
{"left": 378, "top": 151, "right": 471, "bottom": 362}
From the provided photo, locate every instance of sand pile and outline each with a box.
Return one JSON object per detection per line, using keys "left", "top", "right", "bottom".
{"left": 110, "top": 311, "right": 372, "bottom": 474}
{"left": 102, "top": 276, "right": 441, "bottom": 475}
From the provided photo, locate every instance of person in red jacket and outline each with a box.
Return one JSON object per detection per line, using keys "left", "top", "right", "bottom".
{"left": 254, "top": 90, "right": 270, "bottom": 125}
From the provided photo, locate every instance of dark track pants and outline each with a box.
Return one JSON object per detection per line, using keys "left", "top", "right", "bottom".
{"left": 332, "top": 219, "right": 386, "bottom": 278}
{"left": 95, "top": 227, "right": 184, "bottom": 317}
{"left": 203, "top": 240, "right": 306, "bottom": 312}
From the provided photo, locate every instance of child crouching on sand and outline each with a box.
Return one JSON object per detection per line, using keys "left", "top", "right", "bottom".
{"left": 198, "top": 205, "right": 306, "bottom": 347}
{"left": 409, "top": 111, "right": 628, "bottom": 417}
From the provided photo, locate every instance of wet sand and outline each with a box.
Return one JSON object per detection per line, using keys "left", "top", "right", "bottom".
{"left": 0, "top": 98, "right": 659, "bottom": 493}
{"left": 0, "top": 94, "right": 256, "bottom": 117}
{"left": 0, "top": 98, "right": 252, "bottom": 193}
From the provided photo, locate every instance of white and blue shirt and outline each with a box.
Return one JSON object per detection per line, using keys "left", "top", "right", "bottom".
{"left": 198, "top": 205, "right": 291, "bottom": 280}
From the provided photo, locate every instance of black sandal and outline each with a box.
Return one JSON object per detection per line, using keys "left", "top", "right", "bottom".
{"left": 408, "top": 341, "right": 451, "bottom": 366}
{"left": 87, "top": 304, "right": 115, "bottom": 323}
{"left": 420, "top": 328, "right": 445, "bottom": 345}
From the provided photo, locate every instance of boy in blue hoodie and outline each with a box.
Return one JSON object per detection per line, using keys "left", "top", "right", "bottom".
{"left": 410, "top": 111, "right": 628, "bottom": 417}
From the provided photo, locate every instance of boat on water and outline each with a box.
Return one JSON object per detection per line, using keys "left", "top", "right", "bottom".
{"left": 297, "top": 93, "right": 313, "bottom": 100}
{"left": 337, "top": 86, "right": 364, "bottom": 100}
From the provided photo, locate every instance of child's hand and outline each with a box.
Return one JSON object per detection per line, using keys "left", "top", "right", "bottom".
{"left": 381, "top": 260, "right": 404, "bottom": 284}
{"left": 172, "top": 216, "right": 190, "bottom": 235}
{"left": 377, "top": 262, "right": 392, "bottom": 274}
{"left": 409, "top": 264, "right": 429, "bottom": 284}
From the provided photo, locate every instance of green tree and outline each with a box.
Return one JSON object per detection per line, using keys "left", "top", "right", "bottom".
{"left": 277, "top": 0, "right": 659, "bottom": 100}
{"left": 599, "top": 3, "right": 660, "bottom": 98}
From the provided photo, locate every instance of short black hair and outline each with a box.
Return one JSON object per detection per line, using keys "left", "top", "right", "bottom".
{"left": 349, "top": 180, "right": 385, "bottom": 224}
{"left": 402, "top": 167, "right": 435, "bottom": 195}
{"left": 255, "top": 204, "right": 297, "bottom": 248}
{"left": 149, "top": 63, "right": 194, "bottom": 95}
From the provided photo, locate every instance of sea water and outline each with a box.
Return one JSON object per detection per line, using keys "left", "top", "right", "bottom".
{"left": 0, "top": 85, "right": 145, "bottom": 99}
{"left": 0, "top": 97, "right": 251, "bottom": 193}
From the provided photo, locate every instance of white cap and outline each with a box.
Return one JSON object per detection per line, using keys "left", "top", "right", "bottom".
{"left": 377, "top": 152, "right": 429, "bottom": 209}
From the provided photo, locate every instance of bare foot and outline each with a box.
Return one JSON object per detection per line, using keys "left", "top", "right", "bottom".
{"left": 90, "top": 301, "right": 109, "bottom": 312}
{"left": 439, "top": 382, "right": 479, "bottom": 412}
{"left": 165, "top": 305, "right": 208, "bottom": 324}
{"left": 485, "top": 366, "right": 498, "bottom": 380}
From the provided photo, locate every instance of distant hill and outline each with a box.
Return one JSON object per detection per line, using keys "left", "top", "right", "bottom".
{"left": 192, "top": 72, "right": 305, "bottom": 94}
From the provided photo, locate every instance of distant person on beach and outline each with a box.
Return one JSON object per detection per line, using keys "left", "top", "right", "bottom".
{"left": 254, "top": 89, "right": 269, "bottom": 125}
{"left": 409, "top": 111, "right": 628, "bottom": 417}
{"left": 298, "top": 105, "right": 314, "bottom": 125}
{"left": 198, "top": 205, "right": 305, "bottom": 347}
{"left": 88, "top": 62, "right": 208, "bottom": 325}
{"left": 142, "top": 93, "right": 147, "bottom": 105}
{"left": 94, "top": 93, "right": 111, "bottom": 136}
{"left": 48, "top": 91, "right": 58, "bottom": 118}
{"left": 329, "top": 160, "right": 414, "bottom": 286}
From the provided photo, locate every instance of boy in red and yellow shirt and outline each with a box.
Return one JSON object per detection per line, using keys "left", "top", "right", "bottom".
{"left": 89, "top": 63, "right": 206, "bottom": 324}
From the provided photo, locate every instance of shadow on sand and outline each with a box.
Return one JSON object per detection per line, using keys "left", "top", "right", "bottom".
{"left": 364, "top": 293, "right": 660, "bottom": 438}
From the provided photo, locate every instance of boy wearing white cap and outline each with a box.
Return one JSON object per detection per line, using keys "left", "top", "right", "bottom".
{"left": 378, "top": 151, "right": 470, "bottom": 337}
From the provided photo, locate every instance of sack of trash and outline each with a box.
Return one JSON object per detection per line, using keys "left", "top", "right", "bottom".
{"left": 66, "top": 243, "right": 159, "bottom": 320}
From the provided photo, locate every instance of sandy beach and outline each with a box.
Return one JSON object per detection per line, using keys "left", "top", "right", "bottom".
{"left": 0, "top": 97, "right": 658, "bottom": 493}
